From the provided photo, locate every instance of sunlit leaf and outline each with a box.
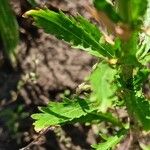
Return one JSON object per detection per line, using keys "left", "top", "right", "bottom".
{"left": 90, "top": 62, "right": 117, "bottom": 112}
{"left": 32, "top": 98, "right": 98, "bottom": 131}
{"left": 25, "top": 9, "right": 115, "bottom": 58}
{"left": 137, "top": 1, "right": 150, "bottom": 60}
{"left": 92, "top": 129, "right": 126, "bottom": 150}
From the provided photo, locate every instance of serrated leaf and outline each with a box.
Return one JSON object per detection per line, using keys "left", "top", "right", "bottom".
{"left": 133, "top": 97, "right": 150, "bottom": 130}
{"left": 94, "top": 0, "right": 121, "bottom": 23}
{"left": 134, "top": 68, "right": 150, "bottom": 93}
{"left": 92, "top": 129, "right": 125, "bottom": 150}
{"left": 137, "top": 1, "right": 150, "bottom": 60}
{"left": 137, "top": 34, "right": 150, "bottom": 60}
{"left": 25, "top": 9, "right": 114, "bottom": 58}
{"left": 0, "top": 0, "right": 19, "bottom": 60}
{"left": 125, "top": 91, "right": 150, "bottom": 131}
{"left": 90, "top": 62, "right": 117, "bottom": 112}
{"left": 72, "top": 111, "right": 123, "bottom": 127}
{"left": 75, "top": 15, "right": 102, "bottom": 41}
{"left": 123, "top": 64, "right": 150, "bottom": 131}
{"left": 92, "top": 136, "right": 121, "bottom": 150}
{"left": 31, "top": 98, "right": 98, "bottom": 131}
{"left": 140, "top": 53, "right": 150, "bottom": 65}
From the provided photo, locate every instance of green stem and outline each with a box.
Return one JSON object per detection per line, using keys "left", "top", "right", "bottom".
{"left": 119, "top": 38, "right": 142, "bottom": 147}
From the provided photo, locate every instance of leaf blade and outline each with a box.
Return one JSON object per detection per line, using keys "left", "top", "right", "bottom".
{"left": 92, "top": 129, "right": 126, "bottom": 150}
{"left": 25, "top": 9, "right": 114, "bottom": 58}
{"left": 90, "top": 62, "right": 117, "bottom": 112}
{"left": 31, "top": 98, "right": 98, "bottom": 131}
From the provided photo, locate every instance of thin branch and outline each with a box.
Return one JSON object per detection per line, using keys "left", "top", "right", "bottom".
{"left": 19, "top": 127, "right": 54, "bottom": 150}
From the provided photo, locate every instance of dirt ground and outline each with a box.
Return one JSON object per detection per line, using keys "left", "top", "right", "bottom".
{"left": 0, "top": 0, "right": 150, "bottom": 150}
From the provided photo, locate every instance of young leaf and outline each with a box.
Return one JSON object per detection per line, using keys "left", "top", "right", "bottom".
{"left": 92, "top": 129, "right": 125, "bottom": 150}
{"left": 31, "top": 98, "right": 98, "bottom": 131}
{"left": 0, "top": 0, "right": 19, "bottom": 60}
{"left": 90, "top": 62, "right": 117, "bottom": 112}
{"left": 25, "top": 9, "right": 114, "bottom": 58}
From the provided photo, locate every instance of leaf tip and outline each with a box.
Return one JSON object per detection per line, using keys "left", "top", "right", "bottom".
{"left": 23, "top": 10, "right": 38, "bottom": 18}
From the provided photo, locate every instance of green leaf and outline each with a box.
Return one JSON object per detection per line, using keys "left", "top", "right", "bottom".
{"left": 92, "top": 129, "right": 125, "bottom": 150}
{"left": 75, "top": 15, "right": 102, "bottom": 42}
{"left": 72, "top": 111, "right": 123, "bottom": 127}
{"left": 0, "top": 0, "right": 19, "bottom": 60}
{"left": 137, "top": 34, "right": 150, "bottom": 61}
{"left": 125, "top": 91, "right": 150, "bottom": 131}
{"left": 133, "top": 97, "right": 150, "bottom": 131}
{"left": 124, "top": 64, "right": 150, "bottom": 130}
{"left": 115, "top": 0, "right": 147, "bottom": 25}
{"left": 137, "top": 1, "right": 150, "bottom": 60}
{"left": 31, "top": 98, "right": 98, "bottom": 131}
{"left": 140, "top": 53, "right": 150, "bottom": 65}
{"left": 90, "top": 62, "right": 117, "bottom": 112}
{"left": 93, "top": 0, "right": 121, "bottom": 23}
{"left": 134, "top": 68, "right": 150, "bottom": 93}
{"left": 140, "top": 143, "right": 150, "bottom": 150}
{"left": 143, "top": 0, "right": 150, "bottom": 27}
{"left": 25, "top": 9, "right": 114, "bottom": 58}
{"left": 32, "top": 97, "right": 123, "bottom": 131}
